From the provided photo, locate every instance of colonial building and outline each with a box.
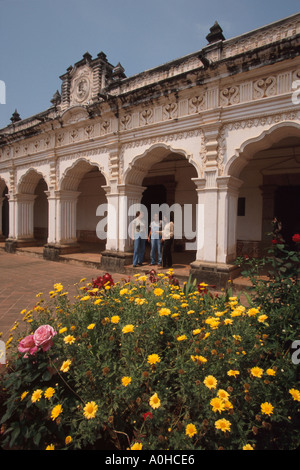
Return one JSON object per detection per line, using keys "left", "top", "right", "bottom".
{"left": 1, "top": 13, "right": 300, "bottom": 287}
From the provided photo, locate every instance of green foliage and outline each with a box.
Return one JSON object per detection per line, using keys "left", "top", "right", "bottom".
{"left": 1, "top": 261, "right": 300, "bottom": 450}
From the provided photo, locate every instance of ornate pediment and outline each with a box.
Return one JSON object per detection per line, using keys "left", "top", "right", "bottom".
{"left": 70, "top": 65, "right": 93, "bottom": 106}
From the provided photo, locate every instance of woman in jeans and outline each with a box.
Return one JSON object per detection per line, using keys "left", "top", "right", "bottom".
{"left": 148, "top": 212, "right": 162, "bottom": 266}
{"left": 132, "top": 211, "right": 146, "bottom": 267}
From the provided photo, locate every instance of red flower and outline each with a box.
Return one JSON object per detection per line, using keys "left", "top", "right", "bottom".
{"left": 292, "top": 234, "right": 300, "bottom": 243}
{"left": 143, "top": 412, "right": 153, "bottom": 421}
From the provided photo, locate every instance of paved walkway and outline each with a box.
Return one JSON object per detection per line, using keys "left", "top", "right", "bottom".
{"left": 0, "top": 251, "right": 127, "bottom": 342}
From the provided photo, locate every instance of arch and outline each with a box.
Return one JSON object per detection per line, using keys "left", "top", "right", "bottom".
{"left": 0, "top": 176, "right": 9, "bottom": 195}
{"left": 59, "top": 158, "right": 108, "bottom": 191}
{"left": 124, "top": 143, "right": 200, "bottom": 186}
{"left": 17, "top": 168, "right": 49, "bottom": 194}
{"left": 225, "top": 122, "right": 300, "bottom": 178}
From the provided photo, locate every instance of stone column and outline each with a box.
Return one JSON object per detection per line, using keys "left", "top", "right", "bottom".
{"left": 0, "top": 197, "right": 5, "bottom": 240}
{"left": 100, "top": 184, "right": 146, "bottom": 271}
{"left": 55, "top": 190, "right": 81, "bottom": 253}
{"left": 15, "top": 193, "right": 37, "bottom": 245}
{"left": 217, "top": 176, "right": 243, "bottom": 264}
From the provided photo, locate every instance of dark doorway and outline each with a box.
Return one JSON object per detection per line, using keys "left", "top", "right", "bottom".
{"left": 2, "top": 186, "right": 9, "bottom": 238}
{"left": 141, "top": 184, "right": 167, "bottom": 227}
{"left": 274, "top": 185, "right": 300, "bottom": 246}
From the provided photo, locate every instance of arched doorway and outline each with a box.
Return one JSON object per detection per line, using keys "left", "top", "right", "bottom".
{"left": 16, "top": 169, "right": 49, "bottom": 246}
{"left": 124, "top": 145, "right": 199, "bottom": 266}
{"left": 59, "top": 159, "right": 108, "bottom": 253}
{"left": 227, "top": 124, "right": 300, "bottom": 257}
{"left": 0, "top": 179, "right": 9, "bottom": 240}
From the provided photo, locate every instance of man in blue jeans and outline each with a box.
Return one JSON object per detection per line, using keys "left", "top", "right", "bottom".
{"left": 132, "top": 211, "right": 146, "bottom": 267}
{"left": 148, "top": 212, "right": 162, "bottom": 266}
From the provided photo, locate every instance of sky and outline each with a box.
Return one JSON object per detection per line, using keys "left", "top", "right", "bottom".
{"left": 0, "top": 0, "right": 299, "bottom": 129}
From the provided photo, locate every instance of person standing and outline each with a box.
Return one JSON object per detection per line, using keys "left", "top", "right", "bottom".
{"left": 148, "top": 212, "right": 162, "bottom": 266}
{"left": 159, "top": 214, "right": 174, "bottom": 268}
{"left": 132, "top": 211, "right": 146, "bottom": 267}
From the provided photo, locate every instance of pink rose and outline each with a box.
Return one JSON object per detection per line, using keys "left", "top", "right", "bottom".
{"left": 33, "top": 325, "right": 57, "bottom": 352}
{"left": 18, "top": 335, "right": 38, "bottom": 356}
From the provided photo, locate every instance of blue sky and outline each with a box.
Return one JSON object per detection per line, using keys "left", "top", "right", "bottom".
{"left": 0, "top": 0, "right": 299, "bottom": 129}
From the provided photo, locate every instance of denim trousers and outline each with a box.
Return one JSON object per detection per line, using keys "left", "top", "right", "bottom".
{"left": 150, "top": 238, "right": 161, "bottom": 264}
{"left": 133, "top": 236, "right": 145, "bottom": 266}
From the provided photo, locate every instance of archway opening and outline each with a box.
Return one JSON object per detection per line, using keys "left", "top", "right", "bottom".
{"left": 234, "top": 131, "right": 300, "bottom": 257}
{"left": 33, "top": 178, "right": 48, "bottom": 245}
{"left": 0, "top": 182, "right": 9, "bottom": 240}
{"left": 17, "top": 170, "right": 49, "bottom": 247}
{"left": 76, "top": 165, "right": 107, "bottom": 253}
{"left": 126, "top": 147, "right": 199, "bottom": 267}
{"left": 59, "top": 159, "right": 108, "bottom": 256}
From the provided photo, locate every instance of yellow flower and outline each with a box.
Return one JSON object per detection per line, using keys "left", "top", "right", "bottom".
{"left": 80, "top": 295, "right": 90, "bottom": 301}
{"left": 111, "top": 315, "right": 120, "bottom": 324}
{"left": 60, "top": 359, "right": 72, "bottom": 372}
{"left": 203, "top": 375, "right": 217, "bottom": 389}
{"left": 210, "top": 397, "right": 226, "bottom": 413}
{"left": 289, "top": 388, "right": 300, "bottom": 401}
{"left": 31, "top": 389, "right": 43, "bottom": 403}
{"left": 250, "top": 367, "right": 263, "bottom": 378}
{"left": 247, "top": 307, "right": 260, "bottom": 316}
{"left": 227, "top": 370, "right": 240, "bottom": 377}
{"left": 258, "top": 314, "right": 268, "bottom": 323}
{"left": 172, "top": 294, "right": 181, "bottom": 300}
{"left": 243, "top": 444, "right": 254, "bottom": 450}
{"left": 130, "top": 442, "right": 143, "bottom": 450}
{"left": 191, "top": 355, "right": 207, "bottom": 364}
{"left": 44, "top": 387, "right": 55, "bottom": 399}
{"left": 65, "top": 436, "right": 72, "bottom": 445}
{"left": 147, "top": 354, "right": 161, "bottom": 365}
{"left": 159, "top": 307, "right": 171, "bottom": 316}
{"left": 20, "top": 391, "right": 29, "bottom": 401}
{"left": 87, "top": 323, "right": 95, "bottom": 329}
{"left": 94, "top": 299, "right": 102, "bottom": 305}
{"left": 187, "top": 310, "right": 195, "bottom": 315}
{"left": 51, "top": 404, "right": 63, "bottom": 421}
{"left": 64, "top": 335, "right": 75, "bottom": 345}
{"left": 177, "top": 335, "right": 187, "bottom": 341}
{"left": 215, "top": 418, "right": 231, "bottom": 433}
{"left": 122, "top": 324, "right": 134, "bottom": 334}
{"left": 46, "top": 444, "right": 55, "bottom": 450}
{"left": 217, "top": 389, "right": 230, "bottom": 401}
{"left": 149, "top": 392, "right": 161, "bottom": 409}
{"left": 120, "top": 288, "right": 129, "bottom": 296}
{"left": 121, "top": 376, "right": 132, "bottom": 387}
{"left": 59, "top": 327, "right": 67, "bottom": 334}
{"left": 54, "top": 283, "right": 63, "bottom": 292}
{"left": 83, "top": 401, "right": 98, "bottom": 419}
{"left": 185, "top": 423, "right": 197, "bottom": 438}
{"left": 154, "top": 288, "right": 164, "bottom": 296}
{"left": 192, "top": 329, "right": 201, "bottom": 335}
{"left": 135, "top": 298, "right": 146, "bottom": 305}
{"left": 266, "top": 368, "right": 276, "bottom": 376}
{"left": 261, "top": 402, "right": 274, "bottom": 416}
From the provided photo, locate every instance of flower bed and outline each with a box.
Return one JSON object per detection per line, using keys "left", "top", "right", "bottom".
{"left": 1, "top": 264, "right": 300, "bottom": 450}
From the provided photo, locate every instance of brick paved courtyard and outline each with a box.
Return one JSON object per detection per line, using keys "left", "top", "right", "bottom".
{"left": 0, "top": 251, "right": 127, "bottom": 342}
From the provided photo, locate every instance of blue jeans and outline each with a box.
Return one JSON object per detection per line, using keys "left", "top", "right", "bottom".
{"left": 133, "top": 236, "right": 145, "bottom": 266}
{"left": 150, "top": 238, "right": 161, "bottom": 265}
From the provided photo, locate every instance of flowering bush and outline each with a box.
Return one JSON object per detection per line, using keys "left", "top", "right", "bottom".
{"left": 1, "top": 266, "right": 300, "bottom": 450}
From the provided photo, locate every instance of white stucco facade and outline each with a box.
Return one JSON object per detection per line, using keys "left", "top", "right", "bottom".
{"left": 1, "top": 14, "right": 300, "bottom": 286}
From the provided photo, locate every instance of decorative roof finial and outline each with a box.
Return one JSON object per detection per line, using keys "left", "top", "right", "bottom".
{"left": 10, "top": 109, "right": 21, "bottom": 123}
{"left": 206, "top": 21, "right": 225, "bottom": 44}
